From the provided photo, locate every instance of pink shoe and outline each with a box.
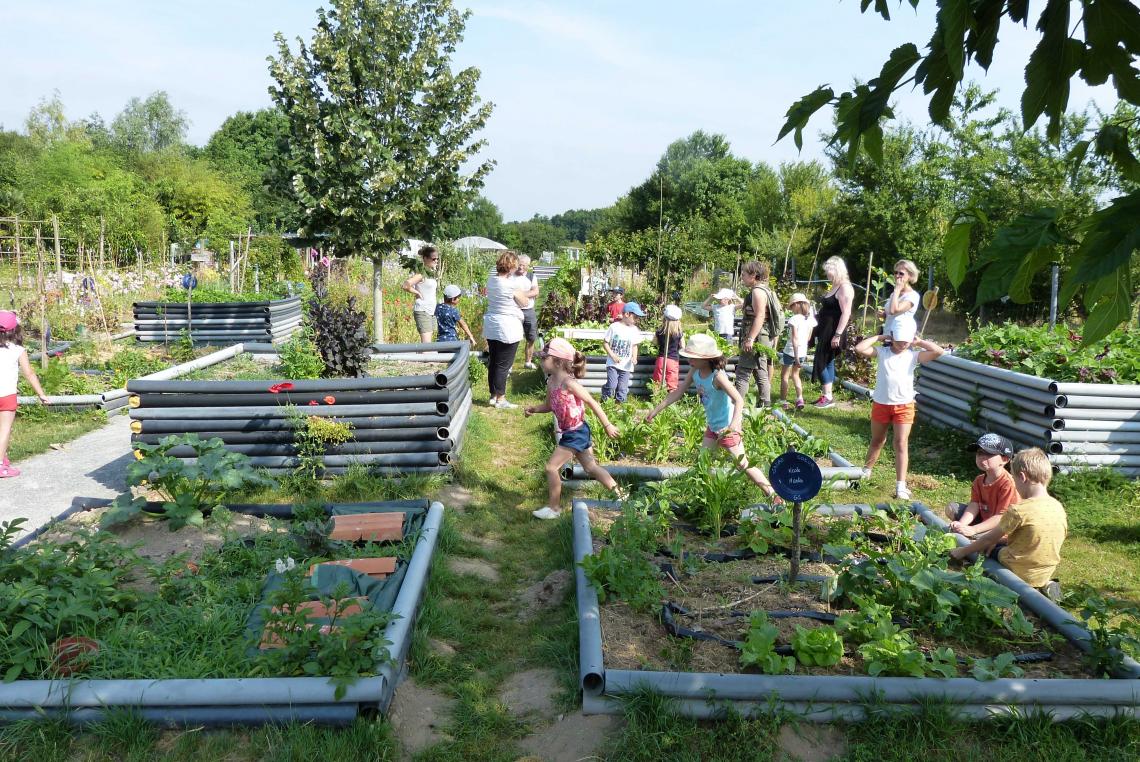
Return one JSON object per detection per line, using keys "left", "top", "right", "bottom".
{"left": 0, "top": 465, "right": 20, "bottom": 478}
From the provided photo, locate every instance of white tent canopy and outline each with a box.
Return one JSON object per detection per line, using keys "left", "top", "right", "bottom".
{"left": 452, "top": 235, "right": 508, "bottom": 253}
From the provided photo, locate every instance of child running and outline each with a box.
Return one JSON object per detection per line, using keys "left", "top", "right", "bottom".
{"left": 0, "top": 311, "right": 49, "bottom": 477}
{"left": 526, "top": 338, "right": 625, "bottom": 520}
{"left": 434, "top": 285, "right": 477, "bottom": 345}
{"left": 652, "top": 304, "right": 683, "bottom": 391}
{"left": 778, "top": 292, "right": 815, "bottom": 410}
{"left": 645, "top": 333, "right": 782, "bottom": 503}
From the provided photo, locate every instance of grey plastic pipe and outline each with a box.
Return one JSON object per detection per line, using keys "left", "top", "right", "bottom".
{"left": 1049, "top": 440, "right": 1139, "bottom": 455}
{"left": 1056, "top": 407, "right": 1140, "bottom": 422}
{"left": 917, "top": 394, "right": 1052, "bottom": 444}
{"left": 130, "top": 401, "right": 449, "bottom": 419}
{"left": 236, "top": 452, "right": 448, "bottom": 468}
{"left": 917, "top": 403, "right": 1036, "bottom": 452}
{"left": 133, "top": 344, "right": 245, "bottom": 381}
{"left": 916, "top": 380, "right": 1058, "bottom": 423}
{"left": 1055, "top": 394, "right": 1140, "bottom": 410}
{"left": 839, "top": 379, "right": 872, "bottom": 398}
{"left": 572, "top": 502, "right": 606, "bottom": 695}
{"left": 131, "top": 388, "right": 453, "bottom": 408}
{"left": 769, "top": 407, "right": 857, "bottom": 469}
{"left": 17, "top": 394, "right": 104, "bottom": 406}
{"left": 260, "top": 465, "right": 450, "bottom": 476}
{"left": 132, "top": 426, "right": 449, "bottom": 446}
{"left": 0, "top": 704, "right": 359, "bottom": 727}
{"left": 1054, "top": 381, "right": 1140, "bottom": 397}
{"left": 916, "top": 371, "right": 1063, "bottom": 421}
{"left": 1049, "top": 453, "right": 1140, "bottom": 466}
{"left": 920, "top": 363, "right": 1066, "bottom": 408}
{"left": 938, "top": 354, "right": 1058, "bottom": 392}
{"left": 155, "top": 440, "right": 452, "bottom": 458}
{"left": 131, "top": 414, "right": 454, "bottom": 434}
{"left": 1049, "top": 419, "right": 1140, "bottom": 432}
{"left": 1049, "top": 429, "right": 1140, "bottom": 443}
{"left": 133, "top": 296, "right": 300, "bottom": 309}
{"left": 130, "top": 370, "right": 448, "bottom": 394}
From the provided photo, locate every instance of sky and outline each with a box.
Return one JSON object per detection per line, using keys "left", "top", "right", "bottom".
{"left": 3, "top": 1, "right": 1120, "bottom": 221}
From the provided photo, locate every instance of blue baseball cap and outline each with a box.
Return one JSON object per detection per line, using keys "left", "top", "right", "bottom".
{"left": 622, "top": 302, "right": 645, "bottom": 316}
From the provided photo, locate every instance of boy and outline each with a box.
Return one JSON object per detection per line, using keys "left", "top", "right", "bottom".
{"left": 601, "top": 302, "right": 644, "bottom": 403}
{"left": 856, "top": 322, "right": 944, "bottom": 500}
{"left": 946, "top": 433, "right": 1019, "bottom": 538}
{"left": 949, "top": 447, "right": 1067, "bottom": 600}
{"left": 605, "top": 286, "right": 626, "bottom": 321}
{"left": 434, "top": 285, "right": 477, "bottom": 345}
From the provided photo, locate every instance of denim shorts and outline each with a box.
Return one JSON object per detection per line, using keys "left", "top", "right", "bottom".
{"left": 781, "top": 352, "right": 806, "bottom": 367}
{"left": 558, "top": 422, "right": 593, "bottom": 453}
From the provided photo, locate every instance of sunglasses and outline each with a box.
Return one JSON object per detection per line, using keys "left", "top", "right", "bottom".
{"left": 894, "top": 270, "right": 908, "bottom": 276}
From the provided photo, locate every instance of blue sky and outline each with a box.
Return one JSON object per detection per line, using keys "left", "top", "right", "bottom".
{"left": 4, "top": 1, "right": 1118, "bottom": 221}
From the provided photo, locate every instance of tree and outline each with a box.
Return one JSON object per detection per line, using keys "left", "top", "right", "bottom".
{"left": 269, "top": 0, "right": 493, "bottom": 341}
{"left": 204, "top": 108, "right": 299, "bottom": 231}
{"left": 110, "top": 92, "right": 188, "bottom": 154}
{"left": 436, "top": 194, "right": 504, "bottom": 241}
{"left": 780, "top": 0, "right": 1140, "bottom": 341}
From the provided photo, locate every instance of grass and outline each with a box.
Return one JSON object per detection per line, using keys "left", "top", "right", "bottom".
{"left": 8, "top": 407, "right": 108, "bottom": 463}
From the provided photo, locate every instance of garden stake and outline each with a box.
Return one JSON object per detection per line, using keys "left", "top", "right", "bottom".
{"left": 919, "top": 287, "right": 940, "bottom": 337}
{"left": 860, "top": 251, "right": 874, "bottom": 331}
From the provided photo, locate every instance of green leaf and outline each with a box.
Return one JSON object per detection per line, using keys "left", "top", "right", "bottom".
{"left": 943, "top": 219, "right": 974, "bottom": 289}
{"left": 1066, "top": 194, "right": 1140, "bottom": 288}
{"left": 938, "top": 0, "right": 970, "bottom": 78}
{"left": 1094, "top": 125, "right": 1140, "bottom": 183}
{"left": 1020, "top": 0, "right": 1082, "bottom": 141}
{"left": 1081, "top": 272, "right": 1133, "bottom": 346}
{"left": 4, "top": 664, "right": 22, "bottom": 683}
{"left": 972, "top": 208, "right": 1071, "bottom": 306}
{"left": 778, "top": 86, "right": 835, "bottom": 150}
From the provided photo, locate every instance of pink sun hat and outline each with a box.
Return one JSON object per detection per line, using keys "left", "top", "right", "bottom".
{"left": 544, "top": 337, "right": 577, "bottom": 361}
{"left": 0, "top": 311, "right": 18, "bottom": 331}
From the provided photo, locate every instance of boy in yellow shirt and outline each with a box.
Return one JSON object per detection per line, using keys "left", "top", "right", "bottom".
{"left": 949, "top": 447, "right": 1067, "bottom": 601}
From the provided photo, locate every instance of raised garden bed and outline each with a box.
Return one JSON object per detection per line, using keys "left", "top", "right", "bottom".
{"left": 133, "top": 296, "right": 302, "bottom": 344}
{"left": 0, "top": 498, "right": 443, "bottom": 726}
{"left": 572, "top": 497, "right": 1140, "bottom": 721}
{"left": 915, "top": 353, "right": 1140, "bottom": 478}
{"left": 578, "top": 355, "right": 740, "bottom": 398}
{"left": 127, "top": 341, "right": 473, "bottom": 475}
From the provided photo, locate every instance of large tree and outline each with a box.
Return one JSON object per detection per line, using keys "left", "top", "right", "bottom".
{"left": 780, "top": 0, "right": 1140, "bottom": 342}
{"left": 204, "top": 108, "right": 299, "bottom": 231}
{"left": 269, "top": 0, "right": 493, "bottom": 341}
{"left": 110, "top": 92, "right": 188, "bottom": 154}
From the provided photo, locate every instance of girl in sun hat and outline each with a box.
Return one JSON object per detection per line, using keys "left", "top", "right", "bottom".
{"left": 0, "top": 311, "right": 50, "bottom": 478}
{"left": 779, "top": 292, "right": 816, "bottom": 410}
{"left": 652, "top": 304, "right": 684, "bottom": 391}
{"left": 525, "top": 337, "right": 625, "bottom": 520}
{"left": 645, "top": 333, "right": 781, "bottom": 502}
{"left": 702, "top": 287, "right": 743, "bottom": 341}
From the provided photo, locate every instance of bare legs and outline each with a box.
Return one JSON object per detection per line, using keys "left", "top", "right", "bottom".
{"left": 702, "top": 435, "right": 779, "bottom": 499}
{"left": 544, "top": 446, "right": 620, "bottom": 512}
{"left": 779, "top": 364, "right": 803, "bottom": 403}
{"left": 0, "top": 410, "right": 14, "bottom": 464}
{"left": 864, "top": 420, "right": 913, "bottom": 484}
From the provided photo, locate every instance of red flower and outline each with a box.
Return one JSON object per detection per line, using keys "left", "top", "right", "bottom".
{"left": 268, "top": 382, "right": 295, "bottom": 394}
{"left": 308, "top": 400, "right": 319, "bottom": 406}
{"left": 324, "top": 395, "right": 336, "bottom": 405}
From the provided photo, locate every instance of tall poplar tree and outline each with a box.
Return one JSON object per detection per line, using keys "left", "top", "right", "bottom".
{"left": 269, "top": 0, "right": 493, "bottom": 341}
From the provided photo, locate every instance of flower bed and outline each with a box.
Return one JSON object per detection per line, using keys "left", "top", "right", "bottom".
{"left": 0, "top": 498, "right": 443, "bottom": 725}
{"left": 572, "top": 497, "right": 1140, "bottom": 721}
{"left": 133, "top": 296, "right": 302, "bottom": 344}
{"left": 127, "top": 342, "right": 473, "bottom": 475}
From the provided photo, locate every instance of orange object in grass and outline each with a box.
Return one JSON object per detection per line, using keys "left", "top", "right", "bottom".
{"left": 324, "top": 395, "right": 336, "bottom": 405}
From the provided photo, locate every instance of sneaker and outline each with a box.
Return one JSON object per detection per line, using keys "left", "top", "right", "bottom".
{"left": 524, "top": 361, "right": 536, "bottom": 370}
{"left": 895, "top": 484, "right": 912, "bottom": 500}
{"left": 532, "top": 506, "right": 561, "bottom": 520}
{"left": 815, "top": 397, "right": 834, "bottom": 409}
{"left": 795, "top": 398, "right": 805, "bottom": 411}
{"left": 739, "top": 508, "right": 755, "bottom": 521}
{"left": 488, "top": 398, "right": 504, "bottom": 408}
{"left": 499, "top": 400, "right": 519, "bottom": 409}
{"left": 0, "top": 465, "right": 20, "bottom": 478}
{"left": 1041, "top": 580, "right": 1063, "bottom": 603}
{"left": 613, "top": 486, "right": 629, "bottom": 501}
{"left": 861, "top": 467, "right": 872, "bottom": 480}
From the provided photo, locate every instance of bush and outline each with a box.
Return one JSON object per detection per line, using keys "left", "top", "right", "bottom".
{"left": 956, "top": 324, "right": 1140, "bottom": 383}
{"left": 276, "top": 330, "right": 325, "bottom": 380}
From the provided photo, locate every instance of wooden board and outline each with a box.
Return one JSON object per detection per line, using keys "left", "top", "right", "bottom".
{"left": 329, "top": 512, "right": 404, "bottom": 542}
{"left": 309, "top": 557, "right": 398, "bottom": 579}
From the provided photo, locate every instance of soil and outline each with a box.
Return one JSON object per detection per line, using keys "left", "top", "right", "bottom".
{"left": 367, "top": 359, "right": 450, "bottom": 378}
{"left": 777, "top": 724, "right": 848, "bottom": 762}
{"left": 447, "top": 555, "right": 500, "bottom": 582}
{"left": 515, "top": 569, "right": 573, "bottom": 622}
{"left": 498, "top": 668, "right": 561, "bottom": 717}
{"left": 388, "top": 678, "right": 455, "bottom": 759}
{"left": 517, "top": 711, "right": 624, "bottom": 762}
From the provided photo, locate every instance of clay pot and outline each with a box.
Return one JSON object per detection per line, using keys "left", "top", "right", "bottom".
{"left": 52, "top": 636, "right": 100, "bottom": 676}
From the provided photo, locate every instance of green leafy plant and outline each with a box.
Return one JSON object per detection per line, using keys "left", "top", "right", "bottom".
{"left": 1064, "top": 588, "right": 1140, "bottom": 677}
{"left": 739, "top": 611, "right": 795, "bottom": 674}
{"left": 276, "top": 329, "right": 326, "bottom": 380}
{"left": 579, "top": 499, "right": 671, "bottom": 612}
{"left": 102, "top": 434, "right": 276, "bottom": 530}
{"left": 956, "top": 324, "right": 1140, "bottom": 384}
{"left": 790, "top": 625, "right": 844, "bottom": 667}
{"left": 969, "top": 653, "right": 1025, "bottom": 681}
{"left": 290, "top": 411, "right": 354, "bottom": 480}
{"left": 171, "top": 329, "right": 197, "bottom": 363}
{"left": 858, "top": 632, "right": 957, "bottom": 678}
{"left": 104, "top": 348, "right": 165, "bottom": 387}
{"left": 658, "top": 448, "right": 760, "bottom": 540}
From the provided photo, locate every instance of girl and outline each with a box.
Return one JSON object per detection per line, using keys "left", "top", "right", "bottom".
{"left": 526, "top": 338, "right": 624, "bottom": 520}
{"left": 652, "top": 304, "right": 683, "bottom": 391}
{"left": 402, "top": 245, "right": 440, "bottom": 343}
{"left": 0, "top": 311, "right": 49, "bottom": 477}
{"left": 879, "top": 259, "right": 921, "bottom": 338}
{"left": 645, "top": 333, "right": 781, "bottom": 502}
{"left": 779, "top": 292, "right": 815, "bottom": 410}
{"left": 702, "top": 288, "right": 742, "bottom": 341}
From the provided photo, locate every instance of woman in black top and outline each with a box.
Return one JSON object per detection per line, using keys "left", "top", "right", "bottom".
{"left": 810, "top": 256, "right": 854, "bottom": 408}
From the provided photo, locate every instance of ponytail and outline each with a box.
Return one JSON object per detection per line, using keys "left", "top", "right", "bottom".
{"left": 571, "top": 351, "right": 587, "bottom": 378}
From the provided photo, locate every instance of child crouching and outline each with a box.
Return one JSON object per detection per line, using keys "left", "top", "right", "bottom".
{"left": 525, "top": 338, "right": 625, "bottom": 520}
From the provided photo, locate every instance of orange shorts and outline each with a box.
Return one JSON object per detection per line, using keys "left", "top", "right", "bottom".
{"left": 871, "top": 401, "right": 915, "bottom": 425}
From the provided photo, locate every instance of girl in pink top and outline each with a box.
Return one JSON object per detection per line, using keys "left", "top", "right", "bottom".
{"left": 0, "top": 311, "right": 49, "bottom": 477}
{"left": 525, "top": 337, "right": 624, "bottom": 520}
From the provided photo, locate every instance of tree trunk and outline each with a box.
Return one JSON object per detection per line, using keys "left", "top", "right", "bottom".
{"left": 372, "top": 257, "right": 384, "bottom": 344}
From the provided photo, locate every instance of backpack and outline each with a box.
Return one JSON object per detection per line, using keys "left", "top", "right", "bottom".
{"left": 754, "top": 284, "right": 784, "bottom": 339}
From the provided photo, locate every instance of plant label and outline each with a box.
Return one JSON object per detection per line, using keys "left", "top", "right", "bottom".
{"left": 768, "top": 451, "right": 823, "bottom": 503}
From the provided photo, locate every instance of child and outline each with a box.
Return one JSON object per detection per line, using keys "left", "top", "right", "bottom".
{"left": 652, "top": 304, "right": 683, "bottom": 392}
{"left": 601, "top": 302, "right": 644, "bottom": 403}
{"left": 950, "top": 447, "right": 1067, "bottom": 601}
{"left": 702, "top": 288, "right": 743, "bottom": 341}
{"left": 525, "top": 338, "right": 624, "bottom": 519}
{"left": 946, "top": 433, "right": 1019, "bottom": 538}
{"left": 0, "top": 311, "right": 49, "bottom": 477}
{"left": 605, "top": 286, "right": 626, "bottom": 322}
{"left": 434, "top": 284, "right": 477, "bottom": 345}
{"left": 778, "top": 292, "right": 815, "bottom": 410}
{"left": 855, "top": 323, "right": 944, "bottom": 500}
{"left": 645, "top": 333, "right": 781, "bottom": 502}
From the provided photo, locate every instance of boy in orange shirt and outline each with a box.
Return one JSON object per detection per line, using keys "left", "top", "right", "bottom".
{"left": 946, "top": 433, "right": 1019, "bottom": 538}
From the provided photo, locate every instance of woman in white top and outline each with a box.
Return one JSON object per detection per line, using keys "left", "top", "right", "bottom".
{"left": 880, "top": 258, "right": 921, "bottom": 337}
{"left": 482, "top": 250, "right": 533, "bottom": 409}
{"left": 402, "top": 245, "right": 440, "bottom": 342}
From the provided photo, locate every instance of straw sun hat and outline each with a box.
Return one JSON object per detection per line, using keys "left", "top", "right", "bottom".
{"left": 679, "top": 333, "right": 723, "bottom": 360}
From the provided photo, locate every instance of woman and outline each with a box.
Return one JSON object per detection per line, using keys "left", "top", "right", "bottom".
{"left": 810, "top": 256, "right": 854, "bottom": 408}
{"left": 402, "top": 245, "right": 440, "bottom": 342}
{"left": 736, "top": 260, "right": 778, "bottom": 407}
{"left": 880, "top": 259, "right": 921, "bottom": 338}
{"left": 482, "top": 250, "right": 532, "bottom": 409}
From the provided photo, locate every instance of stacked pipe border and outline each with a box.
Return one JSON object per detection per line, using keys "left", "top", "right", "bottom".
{"left": 127, "top": 341, "right": 472, "bottom": 474}
{"left": 0, "top": 499, "right": 444, "bottom": 726}
{"left": 915, "top": 354, "right": 1140, "bottom": 477}
{"left": 571, "top": 500, "right": 1139, "bottom": 722}
{"left": 577, "top": 355, "right": 739, "bottom": 397}
{"left": 133, "top": 296, "right": 302, "bottom": 344}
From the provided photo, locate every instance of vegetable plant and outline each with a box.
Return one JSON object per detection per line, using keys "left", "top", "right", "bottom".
{"left": 969, "top": 653, "right": 1025, "bottom": 681}
{"left": 956, "top": 324, "right": 1140, "bottom": 384}
{"left": 739, "top": 611, "right": 795, "bottom": 674}
{"left": 858, "top": 632, "right": 957, "bottom": 678}
{"left": 579, "top": 499, "right": 672, "bottom": 612}
{"left": 791, "top": 625, "right": 844, "bottom": 667}
{"left": 276, "top": 329, "right": 326, "bottom": 380}
{"left": 102, "top": 434, "right": 276, "bottom": 530}
{"left": 1064, "top": 588, "right": 1140, "bottom": 677}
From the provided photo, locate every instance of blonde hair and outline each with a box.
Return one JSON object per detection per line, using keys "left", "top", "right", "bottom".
{"left": 822, "top": 256, "right": 849, "bottom": 283}
{"left": 894, "top": 259, "right": 919, "bottom": 285}
{"left": 1011, "top": 448, "right": 1052, "bottom": 486}
{"left": 660, "top": 317, "right": 682, "bottom": 341}
{"left": 496, "top": 250, "right": 520, "bottom": 275}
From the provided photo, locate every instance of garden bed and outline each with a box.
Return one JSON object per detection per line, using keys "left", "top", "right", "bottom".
{"left": 133, "top": 296, "right": 302, "bottom": 344}
{"left": 127, "top": 341, "right": 474, "bottom": 475}
{"left": 572, "top": 497, "right": 1140, "bottom": 721}
{"left": 0, "top": 498, "right": 443, "bottom": 726}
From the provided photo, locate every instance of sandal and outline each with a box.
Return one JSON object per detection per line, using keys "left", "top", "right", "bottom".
{"left": 0, "top": 465, "right": 20, "bottom": 478}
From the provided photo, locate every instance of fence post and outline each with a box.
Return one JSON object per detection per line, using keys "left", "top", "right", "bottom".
{"left": 51, "top": 214, "right": 63, "bottom": 287}
{"left": 1049, "top": 263, "right": 1059, "bottom": 329}
{"left": 928, "top": 264, "right": 934, "bottom": 293}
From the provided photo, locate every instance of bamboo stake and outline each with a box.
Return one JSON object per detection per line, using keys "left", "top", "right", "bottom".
{"left": 860, "top": 252, "right": 874, "bottom": 331}
{"left": 35, "top": 228, "right": 47, "bottom": 370}
{"left": 98, "top": 215, "right": 105, "bottom": 271}
{"left": 14, "top": 217, "right": 22, "bottom": 288}
{"left": 781, "top": 221, "right": 799, "bottom": 277}
{"left": 84, "top": 240, "right": 111, "bottom": 335}
{"left": 51, "top": 214, "right": 62, "bottom": 287}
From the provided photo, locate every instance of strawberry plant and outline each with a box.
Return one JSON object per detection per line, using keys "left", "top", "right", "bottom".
{"left": 956, "top": 324, "right": 1140, "bottom": 384}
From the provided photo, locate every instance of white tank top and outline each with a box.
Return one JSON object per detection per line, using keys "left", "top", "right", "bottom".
{"left": 0, "top": 344, "right": 25, "bottom": 396}
{"left": 414, "top": 276, "right": 438, "bottom": 314}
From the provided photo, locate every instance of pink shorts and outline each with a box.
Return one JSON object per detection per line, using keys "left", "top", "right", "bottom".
{"left": 704, "top": 427, "right": 741, "bottom": 448}
{"left": 0, "top": 395, "right": 16, "bottom": 412}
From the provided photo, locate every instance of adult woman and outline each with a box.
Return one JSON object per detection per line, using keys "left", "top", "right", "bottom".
{"left": 736, "top": 260, "right": 778, "bottom": 407}
{"left": 810, "top": 256, "right": 854, "bottom": 408}
{"left": 401, "top": 245, "right": 440, "bottom": 342}
{"left": 482, "top": 250, "right": 532, "bottom": 409}
{"left": 880, "top": 259, "right": 921, "bottom": 337}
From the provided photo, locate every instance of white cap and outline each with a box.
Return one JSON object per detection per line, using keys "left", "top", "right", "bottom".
{"left": 664, "top": 304, "right": 682, "bottom": 321}
{"left": 892, "top": 321, "right": 916, "bottom": 342}
{"left": 443, "top": 284, "right": 462, "bottom": 299}
{"left": 788, "top": 292, "right": 809, "bottom": 306}
{"left": 713, "top": 288, "right": 737, "bottom": 300}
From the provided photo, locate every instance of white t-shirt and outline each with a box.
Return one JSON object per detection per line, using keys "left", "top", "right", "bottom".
{"left": 872, "top": 345, "right": 920, "bottom": 405}
{"left": 883, "top": 289, "right": 920, "bottom": 337}
{"left": 713, "top": 303, "right": 735, "bottom": 336}
{"left": 515, "top": 273, "right": 538, "bottom": 310}
{"left": 782, "top": 313, "right": 815, "bottom": 359}
{"left": 482, "top": 275, "right": 525, "bottom": 344}
{"left": 0, "top": 344, "right": 25, "bottom": 396}
{"left": 604, "top": 321, "right": 643, "bottom": 371}
{"left": 413, "top": 275, "right": 438, "bottom": 314}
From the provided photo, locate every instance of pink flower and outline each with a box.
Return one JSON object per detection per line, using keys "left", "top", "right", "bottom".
{"left": 308, "top": 400, "right": 319, "bottom": 406}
